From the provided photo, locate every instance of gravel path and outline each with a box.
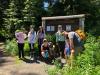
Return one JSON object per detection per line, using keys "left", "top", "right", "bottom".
{"left": 0, "top": 43, "right": 49, "bottom": 75}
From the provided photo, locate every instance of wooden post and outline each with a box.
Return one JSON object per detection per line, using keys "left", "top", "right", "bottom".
{"left": 82, "top": 18, "right": 85, "bottom": 31}
{"left": 42, "top": 20, "right": 45, "bottom": 30}
{"left": 42, "top": 20, "right": 46, "bottom": 36}
{"left": 79, "top": 18, "right": 85, "bottom": 31}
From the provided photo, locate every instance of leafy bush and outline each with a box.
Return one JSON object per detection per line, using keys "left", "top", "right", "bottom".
{"left": 34, "top": 42, "right": 39, "bottom": 55}
{"left": 48, "top": 67, "right": 60, "bottom": 75}
{"left": 24, "top": 41, "right": 30, "bottom": 56}
{"left": 45, "top": 34, "right": 56, "bottom": 44}
{"left": 5, "top": 39, "right": 39, "bottom": 56}
{"left": 24, "top": 41, "right": 29, "bottom": 52}
{"left": 5, "top": 39, "right": 18, "bottom": 56}
{"left": 24, "top": 41, "right": 39, "bottom": 55}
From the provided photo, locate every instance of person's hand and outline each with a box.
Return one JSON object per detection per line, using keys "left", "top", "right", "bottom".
{"left": 41, "top": 52, "right": 45, "bottom": 57}
{"left": 70, "top": 49, "right": 75, "bottom": 57}
{"left": 53, "top": 45, "right": 55, "bottom": 48}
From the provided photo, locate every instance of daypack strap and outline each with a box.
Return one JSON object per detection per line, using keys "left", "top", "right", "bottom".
{"left": 73, "top": 33, "right": 82, "bottom": 46}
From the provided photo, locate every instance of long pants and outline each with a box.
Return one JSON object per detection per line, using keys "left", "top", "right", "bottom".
{"left": 38, "top": 45, "right": 41, "bottom": 57}
{"left": 29, "top": 43, "right": 34, "bottom": 58}
{"left": 58, "top": 41, "right": 65, "bottom": 58}
{"left": 18, "top": 43, "right": 24, "bottom": 58}
{"left": 38, "top": 38, "right": 43, "bottom": 57}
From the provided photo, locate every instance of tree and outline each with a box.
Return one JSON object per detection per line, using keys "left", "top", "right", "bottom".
{"left": 0, "top": 0, "right": 9, "bottom": 32}
{"left": 3, "top": 0, "right": 19, "bottom": 38}
{"left": 22, "top": 0, "right": 35, "bottom": 29}
{"left": 23, "top": 0, "right": 46, "bottom": 30}
{"left": 47, "top": 0, "right": 100, "bottom": 35}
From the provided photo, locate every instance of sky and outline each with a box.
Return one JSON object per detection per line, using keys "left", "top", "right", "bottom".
{"left": 44, "top": 2, "right": 49, "bottom": 8}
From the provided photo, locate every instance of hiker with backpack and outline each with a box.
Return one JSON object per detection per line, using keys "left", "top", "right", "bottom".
{"left": 62, "top": 30, "right": 85, "bottom": 65}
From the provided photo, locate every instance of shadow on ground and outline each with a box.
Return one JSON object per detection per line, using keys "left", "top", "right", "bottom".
{"left": 0, "top": 57, "right": 14, "bottom": 67}
{"left": 22, "top": 58, "right": 40, "bottom": 64}
{"left": 11, "top": 71, "right": 40, "bottom": 75}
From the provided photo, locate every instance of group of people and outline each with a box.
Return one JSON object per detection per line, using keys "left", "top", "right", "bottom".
{"left": 56, "top": 25, "right": 85, "bottom": 63}
{"left": 15, "top": 26, "right": 45, "bottom": 60}
{"left": 15, "top": 25, "right": 85, "bottom": 63}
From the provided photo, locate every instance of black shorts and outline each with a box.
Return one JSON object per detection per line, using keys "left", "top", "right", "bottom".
{"left": 58, "top": 41, "right": 65, "bottom": 52}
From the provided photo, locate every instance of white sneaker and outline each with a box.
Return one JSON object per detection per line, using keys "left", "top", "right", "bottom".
{"left": 30, "top": 57, "right": 34, "bottom": 60}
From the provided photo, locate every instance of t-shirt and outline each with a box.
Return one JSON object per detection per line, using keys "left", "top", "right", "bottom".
{"left": 28, "top": 31, "right": 36, "bottom": 43}
{"left": 68, "top": 31, "right": 81, "bottom": 46}
{"left": 37, "top": 31, "right": 45, "bottom": 39}
{"left": 15, "top": 32, "right": 25, "bottom": 43}
{"left": 41, "top": 44, "right": 49, "bottom": 51}
{"left": 56, "top": 31, "right": 65, "bottom": 42}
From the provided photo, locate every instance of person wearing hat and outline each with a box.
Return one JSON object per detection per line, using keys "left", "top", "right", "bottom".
{"left": 41, "top": 39, "right": 49, "bottom": 63}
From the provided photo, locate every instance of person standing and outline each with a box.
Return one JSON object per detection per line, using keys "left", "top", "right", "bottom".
{"left": 15, "top": 28, "right": 26, "bottom": 59}
{"left": 37, "top": 26, "right": 45, "bottom": 58}
{"left": 56, "top": 25, "right": 65, "bottom": 58}
{"left": 28, "top": 27, "right": 36, "bottom": 60}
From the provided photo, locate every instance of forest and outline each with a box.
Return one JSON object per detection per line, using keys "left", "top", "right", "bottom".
{"left": 0, "top": 0, "right": 100, "bottom": 40}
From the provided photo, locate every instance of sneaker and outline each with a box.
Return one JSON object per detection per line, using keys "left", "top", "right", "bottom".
{"left": 30, "top": 58, "right": 34, "bottom": 60}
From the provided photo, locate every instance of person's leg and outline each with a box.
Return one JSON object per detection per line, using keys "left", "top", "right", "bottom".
{"left": 38, "top": 45, "right": 41, "bottom": 57}
{"left": 58, "top": 42, "right": 62, "bottom": 58}
{"left": 29, "top": 43, "right": 34, "bottom": 58}
{"left": 29, "top": 43, "right": 32, "bottom": 57}
{"left": 38, "top": 39, "right": 41, "bottom": 57}
{"left": 58, "top": 42, "right": 65, "bottom": 58}
{"left": 55, "top": 44, "right": 60, "bottom": 57}
{"left": 61, "top": 42, "right": 65, "bottom": 58}
{"left": 32, "top": 43, "right": 36, "bottom": 60}
{"left": 18, "top": 43, "right": 21, "bottom": 58}
{"left": 21, "top": 43, "right": 24, "bottom": 58}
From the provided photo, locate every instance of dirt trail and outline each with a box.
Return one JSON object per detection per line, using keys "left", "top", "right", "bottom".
{"left": 0, "top": 43, "right": 49, "bottom": 75}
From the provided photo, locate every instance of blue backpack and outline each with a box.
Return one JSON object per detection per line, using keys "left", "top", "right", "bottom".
{"left": 73, "top": 33, "right": 82, "bottom": 47}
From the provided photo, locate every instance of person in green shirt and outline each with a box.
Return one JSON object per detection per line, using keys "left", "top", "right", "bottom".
{"left": 56, "top": 25, "right": 65, "bottom": 58}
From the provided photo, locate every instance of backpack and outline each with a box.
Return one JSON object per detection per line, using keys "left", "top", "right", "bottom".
{"left": 73, "top": 33, "right": 82, "bottom": 47}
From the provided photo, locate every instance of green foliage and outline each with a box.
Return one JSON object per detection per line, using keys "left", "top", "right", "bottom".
{"left": 23, "top": 0, "right": 35, "bottom": 24}
{"left": 47, "top": 67, "right": 60, "bottom": 75}
{"left": 47, "top": 0, "right": 100, "bottom": 35}
{"left": 3, "top": 0, "right": 22, "bottom": 38}
{"left": 48, "top": 33, "right": 100, "bottom": 75}
{"left": 24, "top": 41, "right": 30, "bottom": 52}
{"left": 24, "top": 40, "right": 30, "bottom": 56}
{"left": 0, "top": 0, "right": 100, "bottom": 38}
{"left": 34, "top": 42, "right": 39, "bottom": 53}
{"left": 22, "top": 0, "right": 45, "bottom": 29}
{"left": 24, "top": 40, "right": 39, "bottom": 54}
{"left": 45, "top": 34, "right": 56, "bottom": 43}
{"left": 5, "top": 39, "right": 39, "bottom": 56}
{"left": 53, "top": 58, "right": 62, "bottom": 69}
{"left": 5, "top": 39, "right": 18, "bottom": 56}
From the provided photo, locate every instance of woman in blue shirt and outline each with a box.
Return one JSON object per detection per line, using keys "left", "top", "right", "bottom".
{"left": 28, "top": 27, "right": 36, "bottom": 60}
